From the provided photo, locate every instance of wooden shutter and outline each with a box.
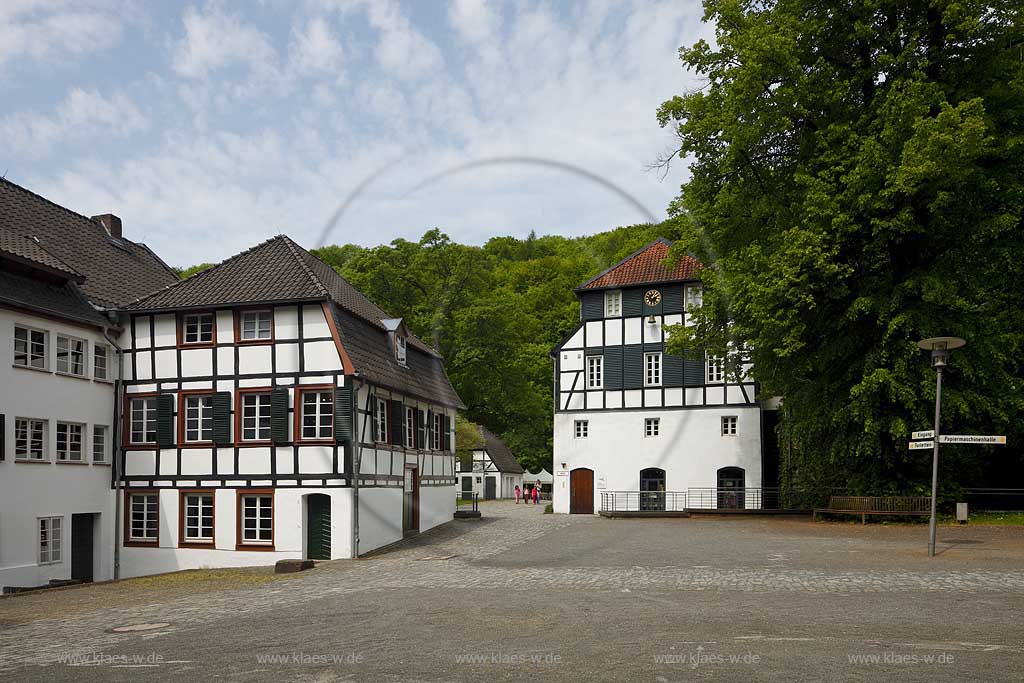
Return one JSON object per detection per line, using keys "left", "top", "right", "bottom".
{"left": 369, "top": 394, "right": 377, "bottom": 442}
{"left": 334, "top": 384, "right": 354, "bottom": 444}
{"left": 443, "top": 414, "right": 451, "bottom": 452}
{"left": 426, "top": 409, "right": 434, "bottom": 449}
{"left": 416, "top": 409, "right": 426, "bottom": 449}
{"left": 390, "top": 400, "right": 404, "bottom": 447}
{"left": 156, "top": 394, "right": 175, "bottom": 447}
{"left": 623, "top": 345, "right": 644, "bottom": 389}
{"left": 270, "top": 387, "right": 290, "bottom": 444}
{"left": 580, "top": 292, "right": 604, "bottom": 320}
{"left": 211, "top": 392, "right": 232, "bottom": 446}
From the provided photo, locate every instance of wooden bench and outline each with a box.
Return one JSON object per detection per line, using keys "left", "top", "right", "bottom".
{"left": 813, "top": 496, "right": 931, "bottom": 524}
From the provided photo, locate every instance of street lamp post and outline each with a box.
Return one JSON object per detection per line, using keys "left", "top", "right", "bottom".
{"left": 917, "top": 336, "right": 966, "bottom": 557}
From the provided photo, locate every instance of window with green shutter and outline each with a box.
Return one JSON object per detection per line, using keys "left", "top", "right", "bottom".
{"left": 334, "top": 385, "right": 354, "bottom": 444}
{"left": 270, "top": 387, "right": 290, "bottom": 444}
{"left": 156, "top": 394, "right": 175, "bottom": 447}
{"left": 390, "top": 400, "right": 404, "bottom": 446}
{"left": 211, "top": 392, "right": 232, "bottom": 446}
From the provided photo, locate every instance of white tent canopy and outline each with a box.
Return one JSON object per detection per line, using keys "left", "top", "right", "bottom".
{"left": 523, "top": 468, "right": 553, "bottom": 484}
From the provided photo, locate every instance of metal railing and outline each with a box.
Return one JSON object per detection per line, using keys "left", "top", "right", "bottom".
{"left": 600, "top": 491, "right": 688, "bottom": 512}
{"left": 963, "top": 489, "right": 1024, "bottom": 511}
{"left": 456, "top": 492, "right": 479, "bottom": 513}
{"left": 685, "top": 487, "right": 814, "bottom": 510}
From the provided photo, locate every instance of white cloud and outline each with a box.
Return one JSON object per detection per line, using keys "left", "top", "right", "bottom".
{"left": 0, "top": 1, "right": 124, "bottom": 74}
{"left": 0, "top": 88, "right": 147, "bottom": 159}
{"left": 172, "top": 5, "right": 277, "bottom": 79}
{"left": 363, "top": 1, "right": 444, "bottom": 80}
{"left": 289, "top": 17, "right": 344, "bottom": 75}
{"left": 448, "top": 0, "right": 499, "bottom": 44}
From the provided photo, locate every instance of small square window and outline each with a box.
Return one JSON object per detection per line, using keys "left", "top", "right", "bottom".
{"left": 644, "top": 418, "right": 660, "bottom": 437}
{"left": 14, "top": 326, "right": 48, "bottom": 369}
{"left": 240, "top": 310, "right": 273, "bottom": 341}
{"left": 55, "top": 335, "right": 87, "bottom": 376}
{"left": 604, "top": 290, "right": 622, "bottom": 317}
{"left": 182, "top": 313, "right": 215, "bottom": 345}
{"left": 721, "top": 416, "right": 737, "bottom": 436}
{"left": 574, "top": 420, "right": 588, "bottom": 438}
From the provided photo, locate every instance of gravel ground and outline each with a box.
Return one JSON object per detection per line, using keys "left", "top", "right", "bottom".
{"left": 2, "top": 502, "right": 1023, "bottom": 682}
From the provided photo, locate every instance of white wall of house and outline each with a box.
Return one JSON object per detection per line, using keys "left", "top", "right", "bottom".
{"left": 552, "top": 406, "right": 763, "bottom": 514}
{"left": 0, "top": 307, "right": 118, "bottom": 589}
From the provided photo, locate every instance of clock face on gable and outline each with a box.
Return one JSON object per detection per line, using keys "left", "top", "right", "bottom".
{"left": 644, "top": 289, "right": 662, "bottom": 307}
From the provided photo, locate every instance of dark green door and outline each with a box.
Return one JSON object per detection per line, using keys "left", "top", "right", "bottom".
{"left": 306, "top": 494, "right": 331, "bottom": 560}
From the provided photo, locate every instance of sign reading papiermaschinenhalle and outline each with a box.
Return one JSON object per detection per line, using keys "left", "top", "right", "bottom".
{"left": 939, "top": 435, "right": 1007, "bottom": 445}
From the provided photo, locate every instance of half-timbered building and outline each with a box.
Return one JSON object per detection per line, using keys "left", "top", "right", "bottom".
{"left": 458, "top": 426, "right": 524, "bottom": 500}
{"left": 116, "top": 235, "right": 463, "bottom": 576}
{"left": 550, "top": 239, "right": 778, "bottom": 514}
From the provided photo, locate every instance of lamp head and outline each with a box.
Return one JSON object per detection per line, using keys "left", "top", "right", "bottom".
{"left": 917, "top": 337, "right": 966, "bottom": 369}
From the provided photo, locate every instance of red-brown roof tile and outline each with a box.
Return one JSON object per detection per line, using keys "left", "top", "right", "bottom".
{"left": 578, "top": 238, "right": 701, "bottom": 290}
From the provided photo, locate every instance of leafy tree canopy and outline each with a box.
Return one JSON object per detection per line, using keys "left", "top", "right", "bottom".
{"left": 660, "top": 0, "right": 1024, "bottom": 491}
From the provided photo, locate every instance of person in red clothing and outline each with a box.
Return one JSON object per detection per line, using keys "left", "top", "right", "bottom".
{"left": 514, "top": 484, "right": 521, "bottom": 504}
{"left": 532, "top": 482, "right": 540, "bottom": 505}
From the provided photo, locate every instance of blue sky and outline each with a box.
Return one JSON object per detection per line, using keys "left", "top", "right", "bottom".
{"left": 1, "top": 1, "right": 711, "bottom": 267}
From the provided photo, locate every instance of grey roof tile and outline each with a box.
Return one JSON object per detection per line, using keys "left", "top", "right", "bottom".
{"left": 478, "top": 425, "right": 524, "bottom": 473}
{"left": 0, "top": 270, "right": 109, "bottom": 328}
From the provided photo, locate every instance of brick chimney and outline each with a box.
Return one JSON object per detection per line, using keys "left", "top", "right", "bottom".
{"left": 92, "top": 214, "right": 122, "bottom": 239}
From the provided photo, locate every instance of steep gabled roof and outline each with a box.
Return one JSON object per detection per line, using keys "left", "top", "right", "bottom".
{"left": 0, "top": 177, "right": 178, "bottom": 307}
{"left": 476, "top": 426, "right": 524, "bottom": 474}
{"left": 577, "top": 238, "right": 701, "bottom": 291}
{"left": 0, "top": 227, "right": 83, "bottom": 280}
{"left": 0, "top": 270, "right": 109, "bottom": 328}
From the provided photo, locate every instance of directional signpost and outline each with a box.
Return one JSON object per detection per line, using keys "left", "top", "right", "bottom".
{"left": 908, "top": 440, "right": 935, "bottom": 450}
{"left": 939, "top": 435, "right": 1007, "bottom": 445}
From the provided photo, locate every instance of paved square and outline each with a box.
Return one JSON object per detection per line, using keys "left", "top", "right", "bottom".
{"left": 2, "top": 501, "right": 1023, "bottom": 681}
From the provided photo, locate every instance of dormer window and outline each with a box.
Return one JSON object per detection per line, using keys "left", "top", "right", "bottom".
{"left": 604, "top": 290, "right": 622, "bottom": 317}
{"left": 395, "top": 335, "right": 407, "bottom": 365}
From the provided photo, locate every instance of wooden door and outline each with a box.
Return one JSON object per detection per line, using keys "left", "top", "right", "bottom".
{"left": 306, "top": 494, "right": 331, "bottom": 560}
{"left": 403, "top": 466, "right": 419, "bottom": 534}
{"left": 71, "top": 514, "right": 94, "bottom": 583}
{"left": 484, "top": 476, "right": 496, "bottom": 500}
{"left": 569, "top": 468, "right": 594, "bottom": 514}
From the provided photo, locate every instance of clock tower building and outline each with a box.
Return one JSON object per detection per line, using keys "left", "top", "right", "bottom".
{"left": 549, "top": 239, "right": 776, "bottom": 514}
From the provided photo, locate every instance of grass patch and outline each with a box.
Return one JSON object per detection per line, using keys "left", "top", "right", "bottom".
{"left": 940, "top": 511, "right": 1024, "bottom": 526}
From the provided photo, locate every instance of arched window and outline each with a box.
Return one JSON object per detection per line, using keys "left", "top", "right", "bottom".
{"left": 717, "top": 467, "right": 745, "bottom": 509}
{"left": 640, "top": 467, "right": 666, "bottom": 511}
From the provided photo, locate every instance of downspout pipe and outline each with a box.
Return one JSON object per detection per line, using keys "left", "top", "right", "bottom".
{"left": 102, "top": 322, "right": 125, "bottom": 581}
{"left": 351, "top": 372, "right": 363, "bottom": 559}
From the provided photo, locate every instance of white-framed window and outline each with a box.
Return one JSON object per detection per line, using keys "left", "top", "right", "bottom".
{"left": 375, "top": 398, "right": 388, "bottom": 443}
{"left": 586, "top": 355, "right": 603, "bottom": 389}
{"left": 184, "top": 395, "right": 214, "bottom": 443}
{"left": 93, "top": 343, "right": 110, "bottom": 380}
{"left": 129, "top": 397, "right": 157, "bottom": 444}
{"left": 300, "top": 390, "right": 334, "bottom": 440}
{"left": 240, "top": 310, "right": 272, "bottom": 341}
{"left": 239, "top": 493, "right": 273, "bottom": 545}
{"left": 55, "top": 334, "right": 86, "bottom": 376}
{"left": 574, "top": 420, "right": 588, "bottom": 438}
{"left": 14, "top": 325, "right": 48, "bottom": 369}
{"left": 432, "top": 413, "right": 443, "bottom": 450}
{"left": 685, "top": 285, "right": 703, "bottom": 309}
{"left": 395, "top": 335, "right": 407, "bottom": 364}
{"left": 644, "top": 352, "right": 662, "bottom": 387}
{"left": 182, "top": 492, "right": 214, "bottom": 543}
{"left": 644, "top": 417, "right": 660, "bottom": 437}
{"left": 55, "top": 422, "right": 84, "bottom": 461}
{"left": 93, "top": 425, "right": 108, "bottom": 463}
{"left": 706, "top": 356, "right": 725, "bottom": 384}
{"left": 182, "top": 313, "right": 214, "bottom": 344}
{"left": 241, "top": 393, "right": 272, "bottom": 442}
{"left": 604, "top": 290, "right": 622, "bottom": 317}
{"left": 128, "top": 493, "right": 159, "bottom": 542}
{"left": 404, "top": 406, "right": 415, "bottom": 448}
{"left": 15, "top": 418, "right": 47, "bottom": 460}
{"left": 38, "top": 516, "right": 62, "bottom": 564}
{"left": 721, "top": 416, "right": 737, "bottom": 436}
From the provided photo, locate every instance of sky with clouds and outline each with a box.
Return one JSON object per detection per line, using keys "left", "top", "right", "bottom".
{"left": 1, "top": 1, "right": 712, "bottom": 267}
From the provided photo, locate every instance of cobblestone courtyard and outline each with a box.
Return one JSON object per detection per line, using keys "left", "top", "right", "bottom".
{"left": 3, "top": 501, "right": 1024, "bottom": 681}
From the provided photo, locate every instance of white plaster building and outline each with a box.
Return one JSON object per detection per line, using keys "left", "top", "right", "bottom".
{"left": 115, "top": 236, "right": 463, "bottom": 576}
{"left": 550, "top": 239, "right": 780, "bottom": 514}
{"left": 0, "top": 179, "right": 178, "bottom": 590}
{"left": 458, "top": 425, "right": 524, "bottom": 500}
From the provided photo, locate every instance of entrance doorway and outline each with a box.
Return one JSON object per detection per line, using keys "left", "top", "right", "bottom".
{"left": 639, "top": 468, "right": 666, "bottom": 511}
{"left": 717, "top": 467, "right": 746, "bottom": 509}
{"left": 403, "top": 466, "right": 419, "bottom": 535}
{"left": 306, "top": 494, "right": 331, "bottom": 560}
{"left": 569, "top": 468, "right": 594, "bottom": 514}
{"left": 71, "top": 513, "right": 95, "bottom": 583}
{"left": 484, "top": 476, "right": 496, "bottom": 500}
